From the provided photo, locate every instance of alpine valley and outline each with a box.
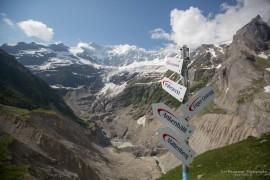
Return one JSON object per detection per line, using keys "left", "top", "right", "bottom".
{"left": 1, "top": 15, "right": 270, "bottom": 179}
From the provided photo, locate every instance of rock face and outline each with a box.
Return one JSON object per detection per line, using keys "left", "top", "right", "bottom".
{"left": 232, "top": 15, "right": 270, "bottom": 53}
{"left": 0, "top": 109, "right": 101, "bottom": 179}
{"left": 0, "top": 49, "right": 105, "bottom": 179}
{"left": 190, "top": 15, "right": 270, "bottom": 154}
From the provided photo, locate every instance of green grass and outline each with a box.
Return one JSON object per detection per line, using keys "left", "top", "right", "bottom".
{"left": 199, "top": 102, "right": 227, "bottom": 116}
{"left": 32, "top": 108, "right": 57, "bottom": 115}
{"left": 190, "top": 68, "right": 215, "bottom": 93}
{"left": 158, "top": 134, "right": 270, "bottom": 180}
{"left": 190, "top": 81, "right": 207, "bottom": 94}
{"left": 0, "top": 130, "right": 29, "bottom": 179}
{"left": 253, "top": 56, "right": 270, "bottom": 70}
{"left": 0, "top": 104, "right": 30, "bottom": 122}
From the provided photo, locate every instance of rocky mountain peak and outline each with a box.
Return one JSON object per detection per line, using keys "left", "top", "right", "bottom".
{"left": 48, "top": 43, "right": 69, "bottom": 52}
{"left": 232, "top": 15, "right": 270, "bottom": 52}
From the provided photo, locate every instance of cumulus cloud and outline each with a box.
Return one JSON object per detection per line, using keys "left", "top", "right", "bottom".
{"left": 151, "top": 0, "right": 270, "bottom": 48}
{"left": 17, "top": 19, "right": 54, "bottom": 43}
{"left": 150, "top": 28, "right": 171, "bottom": 40}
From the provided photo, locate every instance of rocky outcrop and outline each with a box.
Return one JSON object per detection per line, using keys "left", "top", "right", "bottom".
{"left": 231, "top": 15, "right": 270, "bottom": 53}
{"left": 189, "top": 15, "right": 270, "bottom": 155}
{"left": 0, "top": 107, "right": 103, "bottom": 179}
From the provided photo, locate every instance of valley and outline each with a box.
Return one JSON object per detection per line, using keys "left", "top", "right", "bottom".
{"left": 0, "top": 15, "right": 270, "bottom": 179}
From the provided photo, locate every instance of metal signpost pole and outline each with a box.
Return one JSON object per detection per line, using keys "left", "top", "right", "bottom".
{"left": 180, "top": 45, "right": 190, "bottom": 180}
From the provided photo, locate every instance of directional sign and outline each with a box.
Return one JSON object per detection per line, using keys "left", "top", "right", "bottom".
{"left": 161, "top": 77, "right": 186, "bottom": 102}
{"left": 158, "top": 127, "right": 196, "bottom": 166}
{"left": 180, "top": 86, "right": 216, "bottom": 120}
{"left": 152, "top": 103, "right": 195, "bottom": 141}
{"left": 165, "top": 57, "right": 183, "bottom": 74}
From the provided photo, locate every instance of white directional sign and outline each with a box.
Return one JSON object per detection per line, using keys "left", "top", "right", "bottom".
{"left": 158, "top": 127, "right": 196, "bottom": 166}
{"left": 161, "top": 77, "right": 186, "bottom": 102}
{"left": 165, "top": 57, "right": 183, "bottom": 74}
{"left": 152, "top": 103, "right": 195, "bottom": 141}
{"left": 180, "top": 86, "right": 216, "bottom": 120}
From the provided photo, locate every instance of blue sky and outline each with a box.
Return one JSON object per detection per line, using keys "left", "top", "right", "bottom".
{"left": 0, "top": 0, "right": 269, "bottom": 49}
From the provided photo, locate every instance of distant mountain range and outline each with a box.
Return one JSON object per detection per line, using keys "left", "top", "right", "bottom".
{"left": 1, "top": 41, "right": 179, "bottom": 67}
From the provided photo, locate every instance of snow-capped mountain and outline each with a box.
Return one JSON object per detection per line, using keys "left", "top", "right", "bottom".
{"left": 0, "top": 41, "right": 180, "bottom": 91}
{"left": 0, "top": 39, "right": 229, "bottom": 94}
{"left": 1, "top": 41, "right": 178, "bottom": 68}
{"left": 70, "top": 42, "right": 179, "bottom": 66}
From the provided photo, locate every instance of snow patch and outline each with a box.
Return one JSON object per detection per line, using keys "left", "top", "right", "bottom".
{"left": 18, "top": 48, "right": 52, "bottom": 56}
{"left": 50, "top": 84, "right": 85, "bottom": 90}
{"left": 78, "top": 42, "right": 96, "bottom": 51}
{"left": 6, "top": 43, "right": 17, "bottom": 47}
{"left": 218, "top": 46, "right": 224, "bottom": 54}
{"left": 206, "top": 48, "right": 216, "bottom": 57}
{"left": 118, "top": 142, "right": 134, "bottom": 148}
{"left": 109, "top": 44, "right": 137, "bottom": 55}
{"left": 37, "top": 58, "right": 73, "bottom": 70}
{"left": 135, "top": 82, "right": 154, "bottom": 85}
{"left": 69, "top": 46, "right": 84, "bottom": 54}
{"left": 216, "top": 64, "right": 222, "bottom": 69}
{"left": 203, "top": 65, "right": 215, "bottom": 70}
{"left": 98, "top": 82, "right": 127, "bottom": 97}
{"left": 110, "top": 141, "right": 134, "bottom": 149}
{"left": 137, "top": 116, "right": 146, "bottom": 126}
{"left": 258, "top": 52, "right": 269, "bottom": 59}
{"left": 264, "top": 86, "right": 270, "bottom": 93}
{"left": 266, "top": 68, "right": 270, "bottom": 72}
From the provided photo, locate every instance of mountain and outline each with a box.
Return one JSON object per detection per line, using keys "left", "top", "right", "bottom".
{"left": 1, "top": 15, "right": 270, "bottom": 178}
{"left": 189, "top": 15, "right": 270, "bottom": 154}
{"left": 0, "top": 49, "right": 163, "bottom": 180}
{"left": 0, "top": 49, "right": 86, "bottom": 126}
{"left": 0, "top": 50, "right": 110, "bottom": 179}
{"left": 74, "top": 15, "right": 270, "bottom": 174}
{"left": 0, "top": 41, "right": 176, "bottom": 93}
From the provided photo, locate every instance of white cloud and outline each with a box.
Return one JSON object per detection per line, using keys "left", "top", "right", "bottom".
{"left": 17, "top": 19, "right": 54, "bottom": 43}
{"left": 151, "top": 0, "right": 270, "bottom": 48}
{"left": 2, "top": 18, "right": 14, "bottom": 27}
{"left": 150, "top": 28, "right": 171, "bottom": 40}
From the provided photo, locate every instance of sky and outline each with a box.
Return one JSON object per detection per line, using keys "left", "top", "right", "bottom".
{"left": 0, "top": 0, "right": 270, "bottom": 49}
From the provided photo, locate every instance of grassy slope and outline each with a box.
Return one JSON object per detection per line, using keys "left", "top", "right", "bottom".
{"left": 0, "top": 130, "right": 28, "bottom": 179}
{"left": 159, "top": 134, "right": 270, "bottom": 180}
{"left": 0, "top": 49, "right": 87, "bottom": 127}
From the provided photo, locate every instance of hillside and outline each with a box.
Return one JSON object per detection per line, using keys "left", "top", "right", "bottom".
{"left": 0, "top": 49, "right": 163, "bottom": 179}
{"left": 0, "top": 49, "right": 86, "bottom": 126}
{"left": 159, "top": 133, "right": 270, "bottom": 180}
{"left": 0, "top": 50, "right": 107, "bottom": 179}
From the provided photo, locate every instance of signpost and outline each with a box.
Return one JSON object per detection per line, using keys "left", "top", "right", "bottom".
{"left": 158, "top": 127, "right": 196, "bottom": 167}
{"left": 165, "top": 57, "right": 183, "bottom": 74}
{"left": 152, "top": 103, "right": 195, "bottom": 141}
{"left": 180, "top": 86, "right": 216, "bottom": 120}
{"left": 152, "top": 45, "right": 215, "bottom": 180}
{"left": 161, "top": 77, "right": 187, "bottom": 102}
